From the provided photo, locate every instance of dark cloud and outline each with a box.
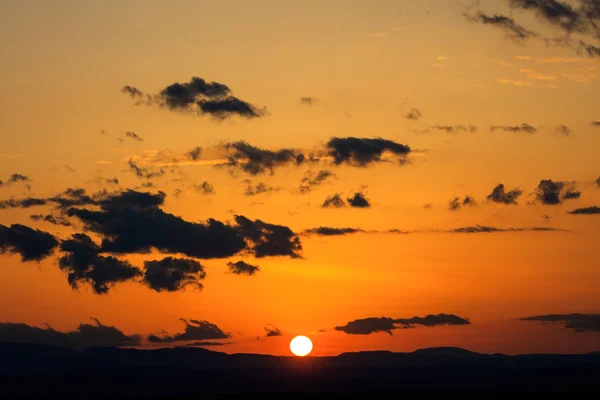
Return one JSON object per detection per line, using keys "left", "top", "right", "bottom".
{"left": 123, "top": 77, "right": 266, "bottom": 120}
{"left": 141, "top": 182, "right": 155, "bottom": 188}
{"left": 195, "top": 181, "right": 215, "bottom": 195}
{"left": 58, "top": 234, "right": 142, "bottom": 294}
{"left": 264, "top": 324, "right": 283, "bottom": 337}
{"left": 124, "top": 131, "right": 144, "bottom": 142}
{"left": 596, "top": 176, "right": 600, "bottom": 187}
{"left": 520, "top": 313, "right": 600, "bottom": 332}
{"left": 221, "top": 141, "right": 306, "bottom": 176}
{"left": 105, "top": 178, "right": 119, "bottom": 185}
{"left": 143, "top": 257, "right": 206, "bottom": 292}
{"left": 0, "top": 197, "right": 47, "bottom": 209}
{"left": 245, "top": 182, "right": 277, "bottom": 196}
{"left": 227, "top": 260, "right": 260, "bottom": 276}
{"left": 466, "top": 12, "right": 538, "bottom": 41}
{"left": 335, "top": 314, "right": 470, "bottom": 335}
{"left": 347, "top": 192, "right": 371, "bottom": 208}
{"left": 121, "top": 85, "right": 144, "bottom": 99}
{"left": 147, "top": 319, "right": 230, "bottom": 343}
{"left": 322, "top": 193, "right": 346, "bottom": 208}
{"left": 234, "top": 215, "right": 302, "bottom": 259}
{"left": 405, "top": 108, "right": 423, "bottom": 120}
{"left": 0, "top": 318, "right": 140, "bottom": 350}
{"left": 424, "top": 203, "right": 433, "bottom": 209}
{"left": 592, "top": 121, "right": 600, "bottom": 127}
{"left": 508, "top": 0, "right": 600, "bottom": 41}
{"left": 491, "top": 123, "right": 538, "bottom": 134}
{"left": 198, "top": 96, "right": 267, "bottom": 119}
{"left": 0, "top": 173, "right": 31, "bottom": 188}
{"left": 65, "top": 192, "right": 302, "bottom": 260}
{"left": 556, "top": 124, "right": 572, "bottom": 136}
{"left": 449, "top": 196, "right": 476, "bottom": 211}
{"left": 29, "top": 213, "right": 72, "bottom": 226}
{"left": 299, "top": 170, "right": 336, "bottom": 193}
{"left": 186, "top": 146, "right": 202, "bottom": 161}
{"left": 486, "top": 184, "right": 523, "bottom": 205}
{"left": 303, "top": 227, "right": 363, "bottom": 236}
{"left": 431, "top": 125, "right": 477, "bottom": 134}
{"left": 326, "top": 137, "right": 411, "bottom": 166}
{"left": 300, "top": 97, "right": 317, "bottom": 105}
{"left": 534, "top": 179, "right": 580, "bottom": 205}
{"left": 448, "top": 225, "right": 565, "bottom": 233}
{"left": 0, "top": 224, "right": 58, "bottom": 262}
{"left": 568, "top": 206, "right": 600, "bottom": 215}
{"left": 128, "top": 159, "right": 165, "bottom": 179}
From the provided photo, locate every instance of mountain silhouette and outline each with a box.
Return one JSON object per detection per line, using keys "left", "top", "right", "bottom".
{"left": 1, "top": 343, "right": 600, "bottom": 395}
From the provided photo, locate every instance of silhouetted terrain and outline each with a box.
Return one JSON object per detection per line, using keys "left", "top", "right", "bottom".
{"left": 1, "top": 343, "right": 600, "bottom": 396}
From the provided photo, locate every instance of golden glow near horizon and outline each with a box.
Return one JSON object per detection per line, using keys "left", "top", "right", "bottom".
{"left": 0, "top": 0, "right": 599, "bottom": 356}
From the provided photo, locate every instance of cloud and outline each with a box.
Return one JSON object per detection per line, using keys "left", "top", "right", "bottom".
{"left": 431, "top": 125, "right": 478, "bottom": 134}
{"left": 0, "top": 197, "right": 48, "bottom": 209}
{"left": 568, "top": 206, "right": 600, "bottom": 214}
{"left": 498, "top": 77, "right": 535, "bottom": 86}
{"left": 302, "top": 227, "right": 363, "bottom": 236}
{"left": 65, "top": 193, "right": 302, "bottom": 259}
{"left": 227, "top": 260, "right": 260, "bottom": 276}
{"left": 490, "top": 123, "right": 538, "bottom": 134}
{"left": 326, "top": 137, "right": 411, "bottom": 166}
{"left": 519, "top": 68, "right": 557, "bottom": 80}
{"left": 466, "top": 13, "right": 537, "bottom": 41}
{"left": 534, "top": 179, "right": 580, "bottom": 205}
{"left": 405, "top": 108, "right": 423, "bottom": 120}
{"left": 334, "top": 314, "right": 470, "bottom": 335}
{"left": 128, "top": 159, "right": 165, "bottom": 179}
{"left": 194, "top": 181, "right": 215, "bottom": 195}
{"left": 220, "top": 141, "right": 307, "bottom": 176}
{"left": 556, "top": 124, "right": 572, "bottom": 136}
{"left": 198, "top": 97, "right": 267, "bottom": 120}
{"left": 186, "top": 146, "right": 202, "bottom": 161}
{"left": 121, "top": 85, "right": 144, "bottom": 99}
{"left": 264, "top": 324, "right": 283, "bottom": 337}
{"left": 0, "top": 224, "right": 59, "bottom": 262}
{"left": 124, "top": 131, "right": 144, "bottom": 142}
{"left": 245, "top": 182, "right": 277, "bottom": 196}
{"left": 449, "top": 196, "right": 476, "bottom": 211}
{"left": 322, "top": 193, "right": 346, "bottom": 208}
{"left": 300, "top": 97, "right": 317, "bottom": 105}
{"left": 178, "top": 341, "right": 232, "bottom": 347}
{"left": 147, "top": 319, "right": 230, "bottom": 343}
{"left": 508, "top": 0, "right": 600, "bottom": 41}
{"left": 593, "top": 121, "right": 600, "bottom": 127}
{"left": 347, "top": 192, "right": 371, "bottom": 208}
{"left": 299, "top": 170, "right": 336, "bottom": 193}
{"left": 105, "top": 178, "right": 119, "bottom": 185}
{"left": 29, "top": 213, "right": 72, "bottom": 226}
{"left": 122, "top": 77, "right": 266, "bottom": 120}
{"left": 486, "top": 184, "right": 523, "bottom": 205}
{"left": 142, "top": 257, "right": 206, "bottom": 292}
{"left": 0, "top": 318, "right": 141, "bottom": 350}
{"left": 448, "top": 225, "right": 565, "bottom": 233}
{"left": 58, "top": 234, "right": 142, "bottom": 294}
{"left": 520, "top": 313, "right": 600, "bottom": 333}
{"left": 0, "top": 173, "right": 31, "bottom": 188}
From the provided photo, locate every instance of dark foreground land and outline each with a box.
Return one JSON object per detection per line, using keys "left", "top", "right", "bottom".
{"left": 2, "top": 343, "right": 600, "bottom": 396}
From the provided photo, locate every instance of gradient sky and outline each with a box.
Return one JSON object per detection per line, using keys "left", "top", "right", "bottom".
{"left": 1, "top": 0, "right": 599, "bottom": 356}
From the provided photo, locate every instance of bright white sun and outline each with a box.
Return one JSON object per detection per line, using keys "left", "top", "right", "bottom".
{"left": 290, "top": 335, "right": 313, "bottom": 357}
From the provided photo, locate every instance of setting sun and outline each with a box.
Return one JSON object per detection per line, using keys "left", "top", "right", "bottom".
{"left": 290, "top": 336, "right": 313, "bottom": 357}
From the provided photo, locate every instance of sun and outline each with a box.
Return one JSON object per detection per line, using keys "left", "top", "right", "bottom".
{"left": 290, "top": 335, "right": 313, "bottom": 357}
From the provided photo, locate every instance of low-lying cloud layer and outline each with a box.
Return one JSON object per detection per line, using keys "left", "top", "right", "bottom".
{"left": 520, "top": 313, "right": 600, "bottom": 333}
{"left": 334, "top": 314, "right": 471, "bottom": 335}
{"left": 147, "top": 319, "right": 231, "bottom": 343}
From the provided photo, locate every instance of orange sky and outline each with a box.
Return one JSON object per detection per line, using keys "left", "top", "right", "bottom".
{"left": 1, "top": 0, "right": 599, "bottom": 356}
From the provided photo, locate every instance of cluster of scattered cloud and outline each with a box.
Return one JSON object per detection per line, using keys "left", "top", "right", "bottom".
{"left": 465, "top": 0, "right": 600, "bottom": 58}
{"left": 148, "top": 319, "right": 230, "bottom": 343}
{"left": 0, "top": 173, "right": 30, "bottom": 188}
{"left": 227, "top": 260, "right": 260, "bottom": 276}
{"left": 322, "top": 192, "right": 371, "bottom": 208}
{"left": 301, "top": 225, "right": 567, "bottom": 237}
{"left": 299, "top": 170, "right": 336, "bottom": 193}
{"left": 534, "top": 179, "right": 580, "bottom": 205}
{"left": 122, "top": 77, "right": 267, "bottom": 120}
{"left": 490, "top": 123, "right": 537, "bottom": 134}
{"left": 449, "top": 196, "right": 476, "bottom": 211}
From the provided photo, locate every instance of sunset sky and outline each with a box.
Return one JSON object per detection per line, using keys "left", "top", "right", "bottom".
{"left": 1, "top": 0, "right": 599, "bottom": 356}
